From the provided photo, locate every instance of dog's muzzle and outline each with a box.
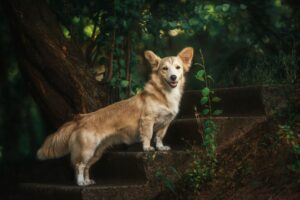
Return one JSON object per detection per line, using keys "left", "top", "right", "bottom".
{"left": 167, "top": 75, "right": 178, "bottom": 88}
{"left": 167, "top": 81, "right": 178, "bottom": 88}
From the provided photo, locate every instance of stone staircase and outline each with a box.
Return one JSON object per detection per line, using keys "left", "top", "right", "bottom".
{"left": 17, "top": 86, "right": 289, "bottom": 200}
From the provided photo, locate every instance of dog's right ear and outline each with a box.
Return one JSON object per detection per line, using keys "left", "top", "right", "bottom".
{"left": 144, "top": 50, "right": 161, "bottom": 70}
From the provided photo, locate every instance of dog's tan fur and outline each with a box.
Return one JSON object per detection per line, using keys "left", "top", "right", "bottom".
{"left": 37, "top": 47, "right": 194, "bottom": 186}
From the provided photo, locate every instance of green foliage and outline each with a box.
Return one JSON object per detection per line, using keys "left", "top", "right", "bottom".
{"left": 195, "top": 70, "right": 205, "bottom": 81}
{"left": 200, "top": 97, "right": 208, "bottom": 105}
{"left": 235, "top": 47, "right": 298, "bottom": 86}
{"left": 47, "top": 0, "right": 299, "bottom": 99}
{"left": 278, "top": 124, "right": 294, "bottom": 143}
{"left": 201, "top": 108, "right": 210, "bottom": 116}
{"left": 184, "top": 159, "right": 215, "bottom": 191}
{"left": 213, "top": 110, "right": 223, "bottom": 116}
{"left": 212, "top": 97, "right": 221, "bottom": 103}
{"left": 277, "top": 124, "right": 300, "bottom": 174}
{"left": 277, "top": 124, "right": 300, "bottom": 162}
{"left": 0, "top": 66, "right": 46, "bottom": 163}
{"left": 155, "top": 170, "right": 176, "bottom": 194}
{"left": 183, "top": 49, "right": 222, "bottom": 192}
{"left": 201, "top": 87, "right": 210, "bottom": 97}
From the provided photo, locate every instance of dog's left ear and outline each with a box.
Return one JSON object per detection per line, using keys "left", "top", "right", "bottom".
{"left": 144, "top": 50, "right": 161, "bottom": 71}
{"left": 178, "top": 47, "right": 194, "bottom": 72}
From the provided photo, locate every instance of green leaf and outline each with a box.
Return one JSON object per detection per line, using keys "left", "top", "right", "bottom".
{"left": 207, "top": 75, "right": 214, "bottom": 81}
{"left": 216, "top": 5, "right": 223, "bottom": 11}
{"left": 200, "top": 97, "right": 209, "bottom": 105}
{"left": 119, "top": 59, "right": 125, "bottom": 67}
{"left": 72, "top": 16, "right": 80, "bottom": 24}
{"left": 170, "top": 166, "right": 181, "bottom": 178}
{"left": 240, "top": 4, "right": 247, "bottom": 10}
{"left": 168, "top": 21, "right": 177, "bottom": 28}
{"left": 164, "top": 180, "right": 176, "bottom": 193}
{"left": 119, "top": 91, "right": 127, "bottom": 99}
{"left": 204, "top": 4, "right": 214, "bottom": 13}
{"left": 122, "top": 20, "right": 128, "bottom": 29}
{"left": 204, "top": 119, "right": 213, "bottom": 127}
{"left": 110, "top": 77, "right": 117, "bottom": 86}
{"left": 156, "top": 171, "right": 176, "bottom": 193}
{"left": 204, "top": 127, "right": 213, "bottom": 134}
{"left": 213, "top": 110, "right": 223, "bottom": 116}
{"left": 222, "top": 3, "right": 230, "bottom": 12}
{"left": 61, "top": 25, "right": 71, "bottom": 39}
{"left": 189, "top": 18, "right": 199, "bottom": 26}
{"left": 201, "top": 87, "right": 210, "bottom": 96}
{"left": 84, "top": 24, "right": 94, "bottom": 38}
{"left": 120, "top": 80, "right": 129, "bottom": 88}
{"left": 212, "top": 97, "right": 221, "bottom": 102}
{"left": 181, "top": 22, "right": 190, "bottom": 30}
{"left": 107, "top": 16, "right": 117, "bottom": 25}
{"left": 194, "top": 63, "right": 204, "bottom": 68}
{"left": 202, "top": 108, "right": 210, "bottom": 115}
{"left": 196, "top": 76, "right": 204, "bottom": 81}
{"left": 292, "top": 145, "right": 300, "bottom": 155}
{"left": 196, "top": 70, "right": 205, "bottom": 81}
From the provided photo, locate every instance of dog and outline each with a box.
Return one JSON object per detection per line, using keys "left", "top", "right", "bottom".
{"left": 37, "top": 47, "right": 194, "bottom": 186}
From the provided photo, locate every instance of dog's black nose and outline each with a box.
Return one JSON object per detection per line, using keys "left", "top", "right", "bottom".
{"left": 170, "top": 75, "right": 177, "bottom": 81}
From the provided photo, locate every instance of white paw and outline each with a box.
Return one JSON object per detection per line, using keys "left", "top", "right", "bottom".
{"left": 77, "top": 180, "right": 86, "bottom": 186}
{"left": 77, "top": 179, "right": 96, "bottom": 186}
{"left": 143, "top": 146, "right": 155, "bottom": 151}
{"left": 157, "top": 145, "right": 171, "bottom": 151}
{"left": 85, "top": 179, "right": 96, "bottom": 185}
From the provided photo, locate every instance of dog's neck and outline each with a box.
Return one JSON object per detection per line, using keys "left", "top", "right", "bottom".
{"left": 143, "top": 73, "right": 185, "bottom": 114}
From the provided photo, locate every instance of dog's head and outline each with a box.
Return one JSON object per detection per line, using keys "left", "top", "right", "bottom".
{"left": 144, "top": 47, "right": 194, "bottom": 88}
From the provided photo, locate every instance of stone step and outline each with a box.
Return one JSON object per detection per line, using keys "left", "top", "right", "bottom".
{"left": 20, "top": 182, "right": 148, "bottom": 200}
{"left": 18, "top": 151, "right": 191, "bottom": 200}
{"left": 178, "top": 85, "right": 289, "bottom": 118}
{"left": 117, "top": 116, "right": 266, "bottom": 152}
{"left": 164, "top": 116, "right": 266, "bottom": 149}
{"left": 18, "top": 152, "right": 147, "bottom": 184}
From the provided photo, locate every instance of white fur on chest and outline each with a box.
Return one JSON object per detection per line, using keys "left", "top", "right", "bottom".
{"left": 165, "top": 87, "right": 181, "bottom": 115}
{"left": 152, "top": 88, "right": 181, "bottom": 120}
{"left": 151, "top": 88, "right": 182, "bottom": 131}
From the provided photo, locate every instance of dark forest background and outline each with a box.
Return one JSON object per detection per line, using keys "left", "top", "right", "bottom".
{"left": 0, "top": 0, "right": 299, "bottom": 165}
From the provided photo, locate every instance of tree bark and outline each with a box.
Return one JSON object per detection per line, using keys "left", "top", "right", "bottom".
{"left": 2, "top": 0, "right": 110, "bottom": 128}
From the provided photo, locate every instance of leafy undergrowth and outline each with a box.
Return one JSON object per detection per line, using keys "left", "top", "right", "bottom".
{"left": 156, "top": 118, "right": 300, "bottom": 200}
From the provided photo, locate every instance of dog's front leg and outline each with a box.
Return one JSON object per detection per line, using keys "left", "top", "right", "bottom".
{"left": 140, "top": 117, "right": 155, "bottom": 151}
{"left": 155, "top": 124, "right": 171, "bottom": 151}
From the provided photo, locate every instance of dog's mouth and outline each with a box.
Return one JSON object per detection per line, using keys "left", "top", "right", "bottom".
{"left": 167, "top": 81, "right": 178, "bottom": 88}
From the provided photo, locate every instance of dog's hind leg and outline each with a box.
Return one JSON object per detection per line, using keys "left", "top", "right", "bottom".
{"left": 70, "top": 131, "right": 99, "bottom": 186}
{"left": 83, "top": 143, "right": 108, "bottom": 185}
{"left": 72, "top": 150, "right": 96, "bottom": 186}
{"left": 155, "top": 124, "right": 171, "bottom": 151}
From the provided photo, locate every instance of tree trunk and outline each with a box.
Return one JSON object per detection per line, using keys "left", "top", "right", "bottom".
{"left": 2, "top": 0, "right": 110, "bottom": 128}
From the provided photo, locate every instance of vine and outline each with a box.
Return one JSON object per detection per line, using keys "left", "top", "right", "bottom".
{"left": 184, "top": 48, "right": 222, "bottom": 192}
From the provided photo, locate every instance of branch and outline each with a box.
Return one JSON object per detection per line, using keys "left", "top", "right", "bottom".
{"left": 106, "top": 30, "right": 115, "bottom": 81}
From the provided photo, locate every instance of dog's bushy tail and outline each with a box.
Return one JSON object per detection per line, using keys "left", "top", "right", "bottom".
{"left": 37, "top": 122, "right": 76, "bottom": 160}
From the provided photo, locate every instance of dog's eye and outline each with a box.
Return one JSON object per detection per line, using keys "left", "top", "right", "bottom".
{"left": 176, "top": 66, "right": 181, "bottom": 70}
{"left": 162, "top": 67, "right": 168, "bottom": 70}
